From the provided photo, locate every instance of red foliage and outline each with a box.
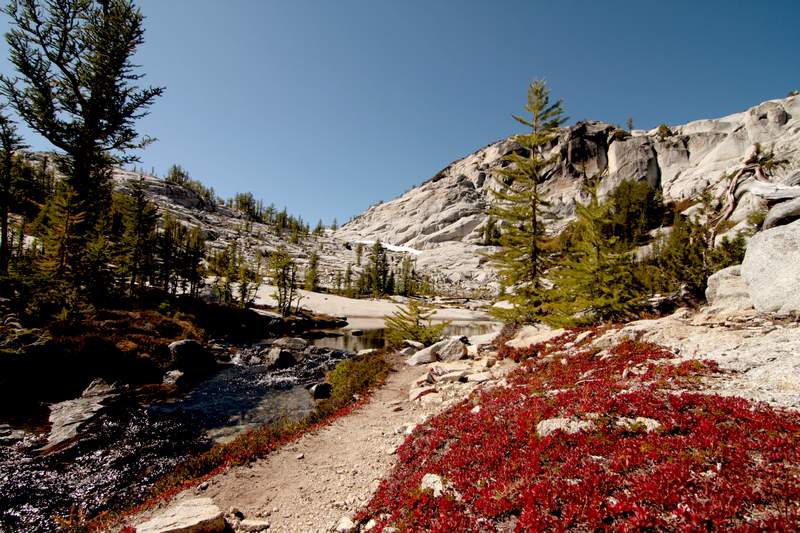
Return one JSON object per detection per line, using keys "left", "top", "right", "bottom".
{"left": 359, "top": 339, "right": 800, "bottom": 531}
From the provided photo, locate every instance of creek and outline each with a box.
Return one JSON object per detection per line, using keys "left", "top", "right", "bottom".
{"left": 0, "top": 321, "right": 495, "bottom": 532}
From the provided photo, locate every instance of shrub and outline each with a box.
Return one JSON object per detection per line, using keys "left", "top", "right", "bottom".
{"left": 358, "top": 335, "right": 800, "bottom": 531}
{"left": 656, "top": 123, "right": 673, "bottom": 138}
{"left": 384, "top": 300, "right": 448, "bottom": 347}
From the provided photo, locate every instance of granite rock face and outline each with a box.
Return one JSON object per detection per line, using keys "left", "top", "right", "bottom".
{"left": 88, "top": 96, "right": 800, "bottom": 296}
{"left": 741, "top": 219, "right": 800, "bottom": 314}
{"left": 337, "top": 96, "right": 800, "bottom": 293}
{"left": 705, "top": 265, "right": 754, "bottom": 313}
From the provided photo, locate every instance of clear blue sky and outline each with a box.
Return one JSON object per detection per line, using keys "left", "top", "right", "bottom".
{"left": 1, "top": 1, "right": 798, "bottom": 225}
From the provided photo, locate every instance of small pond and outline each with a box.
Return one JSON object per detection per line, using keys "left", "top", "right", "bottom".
{"left": 312, "top": 320, "right": 500, "bottom": 352}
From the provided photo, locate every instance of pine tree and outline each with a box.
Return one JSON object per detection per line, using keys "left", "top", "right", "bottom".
{"left": 236, "top": 254, "right": 261, "bottom": 308}
{"left": 313, "top": 219, "right": 324, "bottom": 236}
{"left": 384, "top": 300, "right": 447, "bottom": 347}
{"left": 1, "top": 0, "right": 164, "bottom": 234}
{"left": 0, "top": 106, "right": 26, "bottom": 277}
{"left": 344, "top": 264, "right": 353, "bottom": 297}
{"left": 355, "top": 242, "right": 363, "bottom": 266}
{"left": 119, "top": 177, "right": 158, "bottom": 294}
{"left": 304, "top": 251, "right": 320, "bottom": 291}
{"left": 398, "top": 255, "right": 416, "bottom": 296}
{"left": 331, "top": 218, "right": 338, "bottom": 231}
{"left": 368, "top": 240, "right": 389, "bottom": 296}
{"left": 268, "top": 246, "right": 299, "bottom": 316}
{"left": 181, "top": 226, "right": 206, "bottom": 298}
{"left": 488, "top": 80, "right": 565, "bottom": 322}
{"left": 549, "top": 175, "right": 640, "bottom": 326}
{"left": 482, "top": 216, "right": 501, "bottom": 246}
{"left": 40, "top": 186, "right": 86, "bottom": 280}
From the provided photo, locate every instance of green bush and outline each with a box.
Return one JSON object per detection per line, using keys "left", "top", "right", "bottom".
{"left": 384, "top": 300, "right": 448, "bottom": 347}
{"left": 313, "top": 351, "right": 390, "bottom": 421}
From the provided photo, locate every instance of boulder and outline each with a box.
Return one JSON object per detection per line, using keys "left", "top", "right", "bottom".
{"left": 136, "top": 497, "right": 226, "bottom": 533}
{"left": 40, "top": 385, "right": 118, "bottom": 452}
{"left": 466, "top": 371, "right": 493, "bottom": 383}
{"left": 506, "top": 325, "right": 565, "bottom": 349}
{"left": 335, "top": 516, "right": 356, "bottom": 533}
{"left": 535, "top": 417, "right": 595, "bottom": 438}
{"left": 163, "top": 369, "right": 185, "bottom": 386}
{"left": 420, "top": 473, "right": 446, "bottom": 497}
{"left": 741, "top": 219, "right": 800, "bottom": 314}
{"left": 406, "top": 346, "right": 437, "bottom": 366}
{"left": 168, "top": 339, "right": 216, "bottom": 375}
{"left": 705, "top": 265, "right": 754, "bottom": 312}
{"left": 436, "top": 338, "right": 468, "bottom": 362}
{"left": 239, "top": 519, "right": 271, "bottom": 532}
{"left": 763, "top": 196, "right": 800, "bottom": 230}
{"left": 263, "top": 347, "right": 300, "bottom": 370}
{"left": 402, "top": 339, "right": 425, "bottom": 349}
{"left": 615, "top": 416, "right": 662, "bottom": 432}
{"left": 272, "top": 337, "right": 308, "bottom": 350}
{"left": 406, "top": 338, "right": 467, "bottom": 365}
{"left": 310, "top": 382, "right": 332, "bottom": 399}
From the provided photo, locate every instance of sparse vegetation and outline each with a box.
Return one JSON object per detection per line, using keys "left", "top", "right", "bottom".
{"left": 384, "top": 299, "right": 448, "bottom": 347}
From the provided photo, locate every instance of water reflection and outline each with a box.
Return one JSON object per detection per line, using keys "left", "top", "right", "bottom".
{"left": 312, "top": 321, "right": 499, "bottom": 352}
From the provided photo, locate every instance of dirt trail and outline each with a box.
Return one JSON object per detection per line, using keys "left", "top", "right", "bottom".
{"left": 135, "top": 356, "right": 439, "bottom": 532}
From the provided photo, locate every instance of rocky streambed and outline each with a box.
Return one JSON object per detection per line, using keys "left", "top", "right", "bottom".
{"left": 0, "top": 337, "right": 353, "bottom": 532}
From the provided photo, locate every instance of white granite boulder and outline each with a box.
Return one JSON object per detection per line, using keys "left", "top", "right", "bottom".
{"left": 741, "top": 219, "right": 800, "bottom": 314}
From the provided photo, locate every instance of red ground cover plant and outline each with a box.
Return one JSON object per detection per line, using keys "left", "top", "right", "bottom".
{"left": 358, "top": 338, "right": 800, "bottom": 531}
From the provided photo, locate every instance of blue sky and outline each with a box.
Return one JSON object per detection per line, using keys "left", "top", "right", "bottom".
{"left": 1, "top": 1, "right": 798, "bottom": 224}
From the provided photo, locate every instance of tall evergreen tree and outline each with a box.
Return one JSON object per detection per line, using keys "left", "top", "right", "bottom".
{"left": 268, "top": 246, "right": 299, "bottom": 316}
{"left": 344, "top": 264, "right": 353, "bottom": 297}
{"left": 0, "top": 106, "right": 26, "bottom": 277}
{"left": 368, "top": 240, "right": 389, "bottom": 296}
{"left": 40, "top": 186, "right": 85, "bottom": 280}
{"left": 549, "top": 175, "right": 640, "bottom": 326}
{"left": 119, "top": 177, "right": 158, "bottom": 294}
{"left": 1, "top": 0, "right": 163, "bottom": 238}
{"left": 488, "top": 80, "right": 565, "bottom": 322}
{"left": 304, "top": 251, "right": 319, "bottom": 291}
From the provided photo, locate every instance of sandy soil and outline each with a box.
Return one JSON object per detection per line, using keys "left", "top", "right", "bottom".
{"left": 254, "top": 285, "right": 491, "bottom": 330}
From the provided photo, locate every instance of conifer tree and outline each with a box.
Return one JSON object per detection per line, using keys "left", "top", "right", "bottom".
{"left": 398, "top": 255, "right": 416, "bottom": 296}
{"left": 488, "top": 80, "right": 565, "bottom": 322}
{"left": 0, "top": 106, "right": 26, "bottom": 277}
{"left": 236, "top": 253, "right": 261, "bottom": 308}
{"left": 181, "top": 226, "right": 206, "bottom": 297}
{"left": 1, "top": 0, "right": 164, "bottom": 234}
{"left": 549, "top": 175, "right": 640, "bottom": 326}
{"left": 355, "top": 242, "right": 363, "bottom": 266}
{"left": 119, "top": 177, "right": 158, "bottom": 294}
{"left": 331, "top": 218, "right": 338, "bottom": 231}
{"left": 268, "top": 246, "right": 299, "bottom": 316}
{"left": 384, "top": 299, "right": 447, "bottom": 347}
{"left": 368, "top": 240, "right": 389, "bottom": 296}
{"left": 344, "top": 264, "right": 353, "bottom": 297}
{"left": 40, "top": 186, "right": 85, "bottom": 280}
{"left": 304, "top": 251, "right": 319, "bottom": 291}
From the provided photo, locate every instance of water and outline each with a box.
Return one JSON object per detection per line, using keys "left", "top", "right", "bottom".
{"left": 0, "top": 320, "right": 498, "bottom": 531}
{"left": 0, "top": 345, "right": 349, "bottom": 532}
{"left": 312, "top": 321, "right": 499, "bottom": 352}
